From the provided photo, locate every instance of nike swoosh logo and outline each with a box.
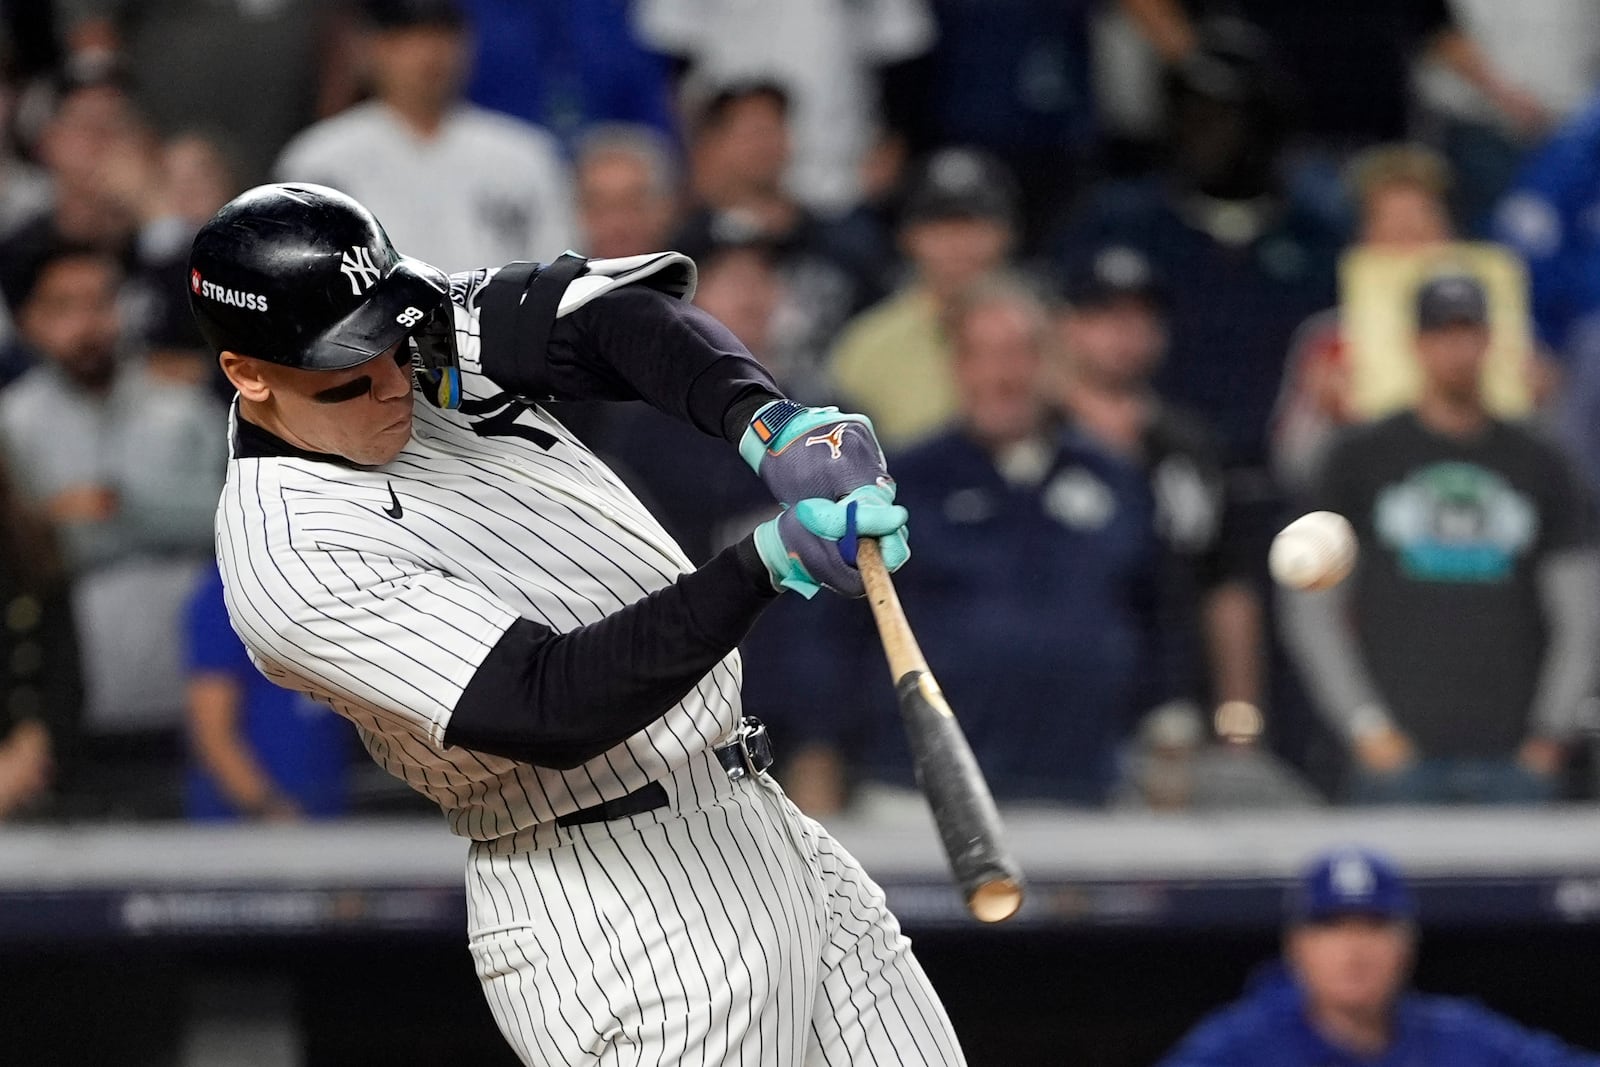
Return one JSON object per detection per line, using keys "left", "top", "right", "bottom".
{"left": 384, "top": 483, "right": 403, "bottom": 520}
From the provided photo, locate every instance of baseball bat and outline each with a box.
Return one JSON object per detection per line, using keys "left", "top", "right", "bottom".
{"left": 855, "top": 538, "right": 1025, "bottom": 923}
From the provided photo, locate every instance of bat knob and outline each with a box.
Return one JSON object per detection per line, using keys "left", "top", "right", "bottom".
{"left": 969, "top": 878, "right": 1025, "bottom": 924}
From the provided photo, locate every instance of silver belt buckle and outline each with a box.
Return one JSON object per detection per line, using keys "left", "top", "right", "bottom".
{"left": 720, "top": 716, "right": 772, "bottom": 780}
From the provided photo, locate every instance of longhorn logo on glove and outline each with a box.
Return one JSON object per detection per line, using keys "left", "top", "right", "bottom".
{"left": 804, "top": 423, "right": 850, "bottom": 460}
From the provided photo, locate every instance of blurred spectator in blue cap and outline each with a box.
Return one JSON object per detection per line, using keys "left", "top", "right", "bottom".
{"left": 1158, "top": 847, "right": 1600, "bottom": 1067}
{"left": 1288, "top": 847, "right": 1417, "bottom": 924}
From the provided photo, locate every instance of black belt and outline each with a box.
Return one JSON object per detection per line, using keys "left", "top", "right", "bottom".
{"left": 555, "top": 717, "right": 773, "bottom": 828}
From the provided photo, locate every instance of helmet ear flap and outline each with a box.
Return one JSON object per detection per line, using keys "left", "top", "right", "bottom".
{"left": 407, "top": 300, "right": 462, "bottom": 409}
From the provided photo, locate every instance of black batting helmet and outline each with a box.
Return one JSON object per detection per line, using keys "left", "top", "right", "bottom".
{"left": 188, "top": 183, "right": 452, "bottom": 372}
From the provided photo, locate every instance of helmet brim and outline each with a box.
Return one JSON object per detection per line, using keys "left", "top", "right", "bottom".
{"left": 299, "top": 255, "right": 451, "bottom": 371}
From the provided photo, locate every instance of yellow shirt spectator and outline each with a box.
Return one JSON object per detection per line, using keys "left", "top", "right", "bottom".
{"left": 828, "top": 288, "right": 955, "bottom": 448}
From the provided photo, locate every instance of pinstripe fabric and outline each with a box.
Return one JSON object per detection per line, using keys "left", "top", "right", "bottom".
{"left": 215, "top": 260, "right": 965, "bottom": 1064}
{"left": 215, "top": 266, "right": 743, "bottom": 839}
{"left": 466, "top": 751, "right": 966, "bottom": 1066}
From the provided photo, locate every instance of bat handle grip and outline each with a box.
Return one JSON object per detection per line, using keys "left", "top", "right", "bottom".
{"left": 855, "top": 538, "right": 927, "bottom": 678}
{"left": 855, "top": 533, "right": 887, "bottom": 583}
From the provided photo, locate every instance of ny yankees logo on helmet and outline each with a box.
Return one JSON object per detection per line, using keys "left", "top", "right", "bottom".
{"left": 804, "top": 423, "right": 851, "bottom": 460}
{"left": 340, "top": 245, "right": 381, "bottom": 295}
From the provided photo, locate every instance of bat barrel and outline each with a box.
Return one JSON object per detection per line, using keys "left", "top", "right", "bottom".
{"left": 857, "top": 538, "right": 1026, "bottom": 923}
{"left": 895, "top": 670, "right": 1025, "bottom": 923}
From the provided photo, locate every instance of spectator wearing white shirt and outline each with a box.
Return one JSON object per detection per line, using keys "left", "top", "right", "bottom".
{"left": 275, "top": 0, "right": 576, "bottom": 273}
{"left": 1416, "top": 0, "right": 1600, "bottom": 229}
{"left": 635, "top": 0, "right": 935, "bottom": 216}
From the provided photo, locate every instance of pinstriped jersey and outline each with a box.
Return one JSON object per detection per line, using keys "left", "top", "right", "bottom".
{"left": 214, "top": 259, "right": 745, "bottom": 841}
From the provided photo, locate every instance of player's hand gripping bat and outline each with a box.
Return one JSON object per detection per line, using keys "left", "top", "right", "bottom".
{"left": 855, "top": 538, "right": 1025, "bottom": 923}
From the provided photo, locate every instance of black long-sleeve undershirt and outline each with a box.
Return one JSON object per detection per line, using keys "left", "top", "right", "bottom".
{"left": 441, "top": 280, "right": 785, "bottom": 768}
{"left": 485, "top": 282, "right": 783, "bottom": 444}
{"left": 444, "top": 539, "right": 777, "bottom": 769}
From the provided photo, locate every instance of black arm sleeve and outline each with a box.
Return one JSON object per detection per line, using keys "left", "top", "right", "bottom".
{"left": 441, "top": 536, "right": 780, "bottom": 768}
{"left": 484, "top": 282, "right": 783, "bottom": 444}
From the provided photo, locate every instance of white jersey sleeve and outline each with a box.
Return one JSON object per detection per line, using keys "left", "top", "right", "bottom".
{"left": 216, "top": 456, "right": 522, "bottom": 749}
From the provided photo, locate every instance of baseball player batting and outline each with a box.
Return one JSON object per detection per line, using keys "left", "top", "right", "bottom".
{"left": 188, "top": 183, "right": 966, "bottom": 1066}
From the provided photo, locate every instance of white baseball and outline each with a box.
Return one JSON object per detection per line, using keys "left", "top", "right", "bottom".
{"left": 1269, "top": 511, "right": 1357, "bottom": 591}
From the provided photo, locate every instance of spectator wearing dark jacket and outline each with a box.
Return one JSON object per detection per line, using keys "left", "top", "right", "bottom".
{"left": 807, "top": 277, "right": 1179, "bottom": 810}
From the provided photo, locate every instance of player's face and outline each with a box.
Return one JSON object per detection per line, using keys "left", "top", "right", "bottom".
{"left": 954, "top": 300, "right": 1048, "bottom": 446}
{"left": 1288, "top": 916, "right": 1413, "bottom": 1019}
{"left": 240, "top": 343, "right": 416, "bottom": 466}
{"left": 1415, "top": 323, "right": 1489, "bottom": 404}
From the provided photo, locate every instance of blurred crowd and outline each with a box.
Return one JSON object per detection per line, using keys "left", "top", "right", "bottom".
{"left": 2, "top": 0, "right": 1600, "bottom": 823}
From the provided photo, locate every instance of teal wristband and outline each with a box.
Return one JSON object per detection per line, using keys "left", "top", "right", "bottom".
{"left": 738, "top": 400, "right": 859, "bottom": 473}
{"left": 739, "top": 399, "right": 805, "bottom": 471}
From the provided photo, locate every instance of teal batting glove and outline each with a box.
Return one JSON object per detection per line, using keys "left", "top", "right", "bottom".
{"left": 739, "top": 399, "right": 894, "bottom": 508}
{"left": 751, "top": 486, "right": 910, "bottom": 599}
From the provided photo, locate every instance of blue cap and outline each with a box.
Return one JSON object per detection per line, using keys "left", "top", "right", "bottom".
{"left": 1289, "top": 847, "right": 1415, "bottom": 923}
